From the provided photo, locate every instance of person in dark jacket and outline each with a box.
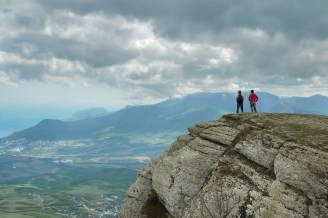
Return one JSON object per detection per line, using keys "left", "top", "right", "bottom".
{"left": 236, "top": 90, "right": 244, "bottom": 113}
{"left": 248, "top": 90, "right": 258, "bottom": 113}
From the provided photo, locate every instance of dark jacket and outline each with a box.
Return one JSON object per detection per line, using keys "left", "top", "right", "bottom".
{"left": 236, "top": 94, "right": 244, "bottom": 103}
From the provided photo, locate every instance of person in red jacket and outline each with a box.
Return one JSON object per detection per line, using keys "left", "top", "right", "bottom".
{"left": 248, "top": 90, "right": 258, "bottom": 113}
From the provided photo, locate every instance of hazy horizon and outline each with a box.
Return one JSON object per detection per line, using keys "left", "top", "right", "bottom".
{"left": 0, "top": 105, "right": 80, "bottom": 137}
{"left": 1, "top": 91, "right": 327, "bottom": 138}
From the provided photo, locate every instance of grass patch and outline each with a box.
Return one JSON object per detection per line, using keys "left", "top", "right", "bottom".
{"left": 65, "top": 180, "right": 114, "bottom": 195}
{"left": 21, "top": 212, "right": 54, "bottom": 218}
{"left": 223, "top": 127, "right": 252, "bottom": 156}
{"left": 0, "top": 214, "right": 41, "bottom": 218}
{"left": 260, "top": 116, "right": 328, "bottom": 150}
{"left": 218, "top": 163, "right": 249, "bottom": 181}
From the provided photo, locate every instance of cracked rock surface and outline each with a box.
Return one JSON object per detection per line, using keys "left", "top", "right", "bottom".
{"left": 119, "top": 113, "right": 328, "bottom": 218}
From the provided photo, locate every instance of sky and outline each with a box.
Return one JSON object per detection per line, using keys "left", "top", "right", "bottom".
{"left": 0, "top": 0, "right": 327, "bottom": 110}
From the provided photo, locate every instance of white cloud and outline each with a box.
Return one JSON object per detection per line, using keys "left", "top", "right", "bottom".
{"left": 0, "top": 0, "right": 327, "bottom": 107}
{"left": 0, "top": 71, "right": 18, "bottom": 87}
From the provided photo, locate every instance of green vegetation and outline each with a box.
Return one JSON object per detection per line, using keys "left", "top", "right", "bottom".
{"left": 223, "top": 126, "right": 252, "bottom": 156}
{"left": 0, "top": 155, "right": 138, "bottom": 217}
{"left": 21, "top": 212, "right": 55, "bottom": 218}
{"left": 0, "top": 121, "right": 182, "bottom": 217}
{"left": 224, "top": 113, "right": 328, "bottom": 152}
{"left": 262, "top": 116, "right": 328, "bottom": 151}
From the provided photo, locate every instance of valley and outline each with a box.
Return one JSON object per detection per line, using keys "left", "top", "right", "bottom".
{"left": 0, "top": 132, "right": 182, "bottom": 218}
{"left": 0, "top": 151, "right": 141, "bottom": 218}
{"left": 0, "top": 92, "right": 327, "bottom": 217}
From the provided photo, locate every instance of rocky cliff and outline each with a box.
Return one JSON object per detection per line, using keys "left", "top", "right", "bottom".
{"left": 119, "top": 113, "right": 328, "bottom": 218}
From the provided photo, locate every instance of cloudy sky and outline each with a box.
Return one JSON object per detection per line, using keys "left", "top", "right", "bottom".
{"left": 1, "top": 0, "right": 327, "bottom": 110}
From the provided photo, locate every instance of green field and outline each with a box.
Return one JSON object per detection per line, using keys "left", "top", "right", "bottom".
{"left": 0, "top": 128, "right": 182, "bottom": 217}
{"left": 0, "top": 155, "right": 138, "bottom": 218}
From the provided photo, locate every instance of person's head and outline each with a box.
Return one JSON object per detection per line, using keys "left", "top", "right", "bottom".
{"left": 251, "top": 90, "right": 254, "bottom": 93}
{"left": 238, "top": 90, "right": 241, "bottom": 94}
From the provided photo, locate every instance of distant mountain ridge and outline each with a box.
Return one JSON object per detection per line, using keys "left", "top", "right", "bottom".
{"left": 2, "top": 92, "right": 327, "bottom": 142}
{"left": 72, "top": 107, "right": 108, "bottom": 118}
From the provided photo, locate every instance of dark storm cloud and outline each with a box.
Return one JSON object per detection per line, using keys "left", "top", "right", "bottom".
{"left": 37, "top": 0, "right": 328, "bottom": 41}
{"left": 0, "top": 0, "right": 327, "bottom": 98}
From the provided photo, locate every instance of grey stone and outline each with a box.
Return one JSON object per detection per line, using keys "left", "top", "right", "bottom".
{"left": 274, "top": 143, "right": 328, "bottom": 199}
{"left": 119, "top": 113, "right": 328, "bottom": 218}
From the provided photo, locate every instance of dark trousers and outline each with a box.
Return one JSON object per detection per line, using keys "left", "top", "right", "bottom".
{"left": 236, "top": 103, "right": 243, "bottom": 113}
{"left": 250, "top": 102, "right": 257, "bottom": 113}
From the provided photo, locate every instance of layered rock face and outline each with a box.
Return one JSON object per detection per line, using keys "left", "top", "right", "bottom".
{"left": 119, "top": 113, "right": 328, "bottom": 218}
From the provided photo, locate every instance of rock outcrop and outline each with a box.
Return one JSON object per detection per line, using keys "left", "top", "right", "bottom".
{"left": 119, "top": 113, "right": 328, "bottom": 218}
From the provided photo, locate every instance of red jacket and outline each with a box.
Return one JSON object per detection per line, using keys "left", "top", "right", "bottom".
{"left": 248, "top": 93, "right": 258, "bottom": 102}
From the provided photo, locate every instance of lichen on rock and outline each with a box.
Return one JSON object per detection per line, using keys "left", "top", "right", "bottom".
{"left": 119, "top": 113, "right": 328, "bottom": 218}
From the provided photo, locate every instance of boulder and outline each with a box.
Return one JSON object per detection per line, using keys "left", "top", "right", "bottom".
{"left": 120, "top": 113, "right": 328, "bottom": 218}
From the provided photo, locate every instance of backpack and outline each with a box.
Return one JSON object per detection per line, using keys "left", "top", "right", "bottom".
{"left": 237, "top": 94, "right": 243, "bottom": 103}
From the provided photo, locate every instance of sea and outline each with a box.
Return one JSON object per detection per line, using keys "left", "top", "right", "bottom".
{"left": 0, "top": 105, "right": 83, "bottom": 138}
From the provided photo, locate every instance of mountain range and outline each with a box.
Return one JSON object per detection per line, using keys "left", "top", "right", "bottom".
{"left": 2, "top": 92, "right": 328, "bottom": 142}
{"left": 1, "top": 92, "right": 326, "bottom": 217}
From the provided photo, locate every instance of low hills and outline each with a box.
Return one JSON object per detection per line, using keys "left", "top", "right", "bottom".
{"left": 2, "top": 92, "right": 328, "bottom": 142}
{"left": 1, "top": 92, "right": 327, "bottom": 217}
{"left": 72, "top": 107, "right": 108, "bottom": 119}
